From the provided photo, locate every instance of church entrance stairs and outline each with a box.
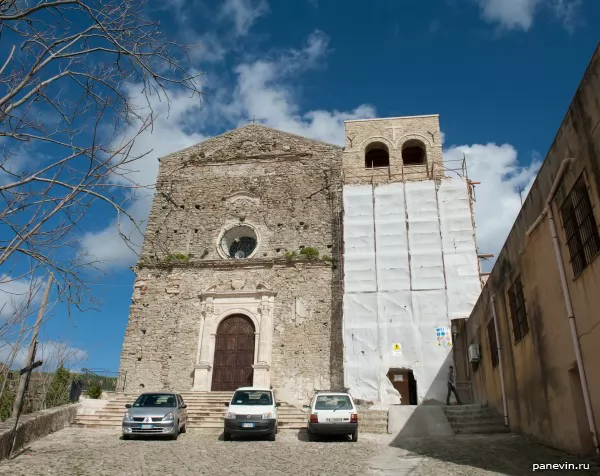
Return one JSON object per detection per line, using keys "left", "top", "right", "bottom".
{"left": 74, "top": 392, "right": 308, "bottom": 430}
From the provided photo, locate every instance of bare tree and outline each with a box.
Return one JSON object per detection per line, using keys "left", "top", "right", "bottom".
{"left": 0, "top": 0, "right": 203, "bottom": 311}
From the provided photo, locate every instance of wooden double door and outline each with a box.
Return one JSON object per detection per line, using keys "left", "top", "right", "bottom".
{"left": 211, "top": 315, "right": 255, "bottom": 391}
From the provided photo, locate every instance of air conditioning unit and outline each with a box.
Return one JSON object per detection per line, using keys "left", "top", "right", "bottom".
{"left": 468, "top": 344, "right": 481, "bottom": 363}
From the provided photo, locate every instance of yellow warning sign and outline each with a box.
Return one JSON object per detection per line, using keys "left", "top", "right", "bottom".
{"left": 392, "top": 343, "right": 402, "bottom": 356}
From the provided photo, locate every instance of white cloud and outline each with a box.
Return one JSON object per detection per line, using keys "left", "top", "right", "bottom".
{"left": 444, "top": 143, "right": 541, "bottom": 269}
{"left": 219, "top": 30, "right": 375, "bottom": 145}
{"left": 475, "top": 0, "right": 581, "bottom": 31}
{"left": 0, "top": 274, "right": 43, "bottom": 320}
{"left": 221, "top": 0, "right": 269, "bottom": 37}
{"left": 0, "top": 340, "right": 87, "bottom": 370}
{"left": 477, "top": 0, "right": 539, "bottom": 30}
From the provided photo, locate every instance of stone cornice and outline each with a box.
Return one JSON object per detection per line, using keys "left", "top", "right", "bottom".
{"left": 135, "top": 258, "right": 333, "bottom": 271}
{"left": 199, "top": 289, "right": 277, "bottom": 299}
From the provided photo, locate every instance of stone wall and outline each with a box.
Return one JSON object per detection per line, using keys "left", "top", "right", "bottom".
{"left": 119, "top": 124, "right": 344, "bottom": 406}
{"left": 0, "top": 404, "right": 79, "bottom": 460}
{"left": 141, "top": 124, "right": 342, "bottom": 261}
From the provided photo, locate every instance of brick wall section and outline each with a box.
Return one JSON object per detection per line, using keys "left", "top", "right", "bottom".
{"left": 119, "top": 125, "right": 344, "bottom": 404}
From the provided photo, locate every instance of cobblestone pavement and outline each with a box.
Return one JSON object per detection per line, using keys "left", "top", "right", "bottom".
{"left": 0, "top": 428, "right": 599, "bottom": 476}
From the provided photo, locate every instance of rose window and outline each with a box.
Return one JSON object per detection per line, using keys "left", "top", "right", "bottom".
{"left": 219, "top": 225, "right": 258, "bottom": 259}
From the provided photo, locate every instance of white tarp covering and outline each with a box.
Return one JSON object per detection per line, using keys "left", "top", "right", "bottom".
{"left": 343, "top": 186, "right": 376, "bottom": 293}
{"left": 343, "top": 292, "right": 380, "bottom": 400}
{"left": 413, "top": 290, "right": 451, "bottom": 403}
{"left": 374, "top": 183, "right": 410, "bottom": 291}
{"left": 405, "top": 181, "right": 445, "bottom": 290}
{"left": 378, "top": 291, "right": 419, "bottom": 403}
{"left": 438, "top": 179, "right": 481, "bottom": 319}
{"left": 342, "top": 177, "right": 479, "bottom": 404}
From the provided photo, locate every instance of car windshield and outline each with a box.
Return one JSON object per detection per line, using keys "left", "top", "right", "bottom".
{"left": 133, "top": 393, "right": 177, "bottom": 408}
{"left": 231, "top": 390, "right": 273, "bottom": 406}
{"left": 315, "top": 395, "right": 353, "bottom": 410}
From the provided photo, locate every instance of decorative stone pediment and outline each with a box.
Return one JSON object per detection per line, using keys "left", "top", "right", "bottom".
{"left": 200, "top": 280, "right": 276, "bottom": 298}
{"left": 168, "top": 124, "right": 341, "bottom": 166}
{"left": 224, "top": 191, "right": 260, "bottom": 205}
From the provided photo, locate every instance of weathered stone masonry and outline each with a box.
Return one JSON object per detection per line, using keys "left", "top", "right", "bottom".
{"left": 119, "top": 125, "right": 345, "bottom": 405}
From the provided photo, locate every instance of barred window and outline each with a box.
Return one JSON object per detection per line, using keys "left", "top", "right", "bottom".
{"left": 508, "top": 277, "right": 528, "bottom": 343}
{"left": 560, "top": 175, "right": 600, "bottom": 277}
{"left": 487, "top": 318, "right": 499, "bottom": 368}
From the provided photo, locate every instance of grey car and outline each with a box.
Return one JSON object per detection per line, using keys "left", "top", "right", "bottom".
{"left": 122, "top": 392, "right": 188, "bottom": 440}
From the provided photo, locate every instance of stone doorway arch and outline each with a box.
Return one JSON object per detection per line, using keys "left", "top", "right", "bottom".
{"left": 211, "top": 314, "right": 255, "bottom": 391}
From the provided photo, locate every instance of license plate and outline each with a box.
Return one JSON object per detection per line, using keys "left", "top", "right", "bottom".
{"left": 242, "top": 423, "right": 254, "bottom": 428}
{"left": 141, "top": 424, "right": 153, "bottom": 429}
{"left": 326, "top": 418, "right": 344, "bottom": 422}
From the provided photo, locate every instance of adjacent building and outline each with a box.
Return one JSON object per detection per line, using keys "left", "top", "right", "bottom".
{"left": 452, "top": 45, "right": 600, "bottom": 456}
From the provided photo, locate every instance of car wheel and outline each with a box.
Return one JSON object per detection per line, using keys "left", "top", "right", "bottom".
{"left": 267, "top": 431, "right": 276, "bottom": 442}
{"left": 350, "top": 431, "right": 358, "bottom": 442}
{"left": 122, "top": 435, "right": 129, "bottom": 441}
{"left": 223, "top": 431, "right": 231, "bottom": 441}
{"left": 307, "top": 431, "right": 316, "bottom": 442}
{"left": 180, "top": 423, "right": 187, "bottom": 433}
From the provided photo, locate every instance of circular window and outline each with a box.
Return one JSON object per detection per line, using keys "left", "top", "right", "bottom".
{"left": 218, "top": 225, "right": 258, "bottom": 259}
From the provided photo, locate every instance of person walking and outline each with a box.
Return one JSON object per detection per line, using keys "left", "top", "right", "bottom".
{"left": 446, "top": 365, "right": 462, "bottom": 405}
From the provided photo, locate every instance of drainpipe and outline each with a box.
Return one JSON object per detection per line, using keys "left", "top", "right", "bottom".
{"left": 525, "top": 157, "right": 600, "bottom": 455}
{"left": 491, "top": 295, "right": 509, "bottom": 427}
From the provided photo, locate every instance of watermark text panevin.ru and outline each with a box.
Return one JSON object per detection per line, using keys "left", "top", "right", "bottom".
{"left": 533, "top": 462, "right": 590, "bottom": 471}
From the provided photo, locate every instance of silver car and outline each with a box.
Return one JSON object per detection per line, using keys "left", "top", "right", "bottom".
{"left": 122, "top": 392, "right": 188, "bottom": 440}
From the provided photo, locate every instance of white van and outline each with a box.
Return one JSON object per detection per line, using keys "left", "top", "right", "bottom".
{"left": 223, "top": 387, "right": 279, "bottom": 441}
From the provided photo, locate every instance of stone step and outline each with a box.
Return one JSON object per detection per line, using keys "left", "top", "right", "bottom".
{"left": 445, "top": 409, "right": 495, "bottom": 418}
{"left": 454, "top": 424, "right": 510, "bottom": 434}
{"left": 449, "top": 418, "right": 506, "bottom": 429}
{"left": 96, "top": 409, "right": 306, "bottom": 415}
{"left": 444, "top": 404, "right": 483, "bottom": 410}
{"left": 445, "top": 411, "right": 498, "bottom": 421}
{"left": 75, "top": 418, "right": 306, "bottom": 429}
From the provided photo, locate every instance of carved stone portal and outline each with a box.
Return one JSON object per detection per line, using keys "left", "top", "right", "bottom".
{"left": 191, "top": 282, "right": 276, "bottom": 391}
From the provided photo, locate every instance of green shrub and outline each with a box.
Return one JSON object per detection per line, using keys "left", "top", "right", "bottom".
{"left": 284, "top": 251, "right": 297, "bottom": 261}
{"left": 87, "top": 385, "right": 102, "bottom": 399}
{"left": 300, "top": 247, "right": 319, "bottom": 259}
{"left": 164, "top": 253, "right": 190, "bottom": 263}
{"left": 322, "top": 254, "right": 333, "bottom": 263}
{"left": 45, "top": 366, "right": 71, "bottom": 408}
{"left": 0, "top": 382, "right": 15, "bottom": 421}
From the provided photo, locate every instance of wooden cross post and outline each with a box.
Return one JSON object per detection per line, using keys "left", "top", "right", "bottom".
{"left": 9, "top": 273, "right": 52, "bottom": 456}
{"left": 10, "top": 341, "right": 43, "bottom": 455}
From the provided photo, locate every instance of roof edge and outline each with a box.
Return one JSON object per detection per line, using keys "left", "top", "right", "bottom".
{"left": 345, "top": 114, "right": 439, "bottom": 124}
{"left": 158, "top": 123, "right": 342, "bottom": 161}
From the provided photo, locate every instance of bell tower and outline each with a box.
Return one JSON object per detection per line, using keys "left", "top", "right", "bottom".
{"left": 340, "top": 114, "right": 480, "bottom": 405}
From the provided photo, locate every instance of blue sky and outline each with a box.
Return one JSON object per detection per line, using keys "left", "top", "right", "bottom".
{"left": 2, "top": 0, "right": 599, "bottom": 373}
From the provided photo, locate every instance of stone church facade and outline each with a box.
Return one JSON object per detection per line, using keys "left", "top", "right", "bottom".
{"left": 119, "top": 115, "right": 481, "bottom": 406}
